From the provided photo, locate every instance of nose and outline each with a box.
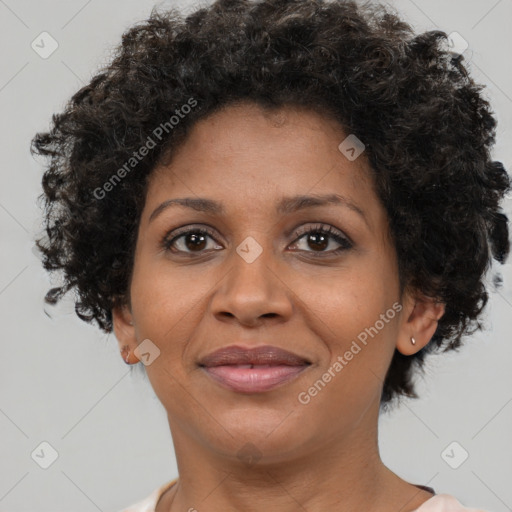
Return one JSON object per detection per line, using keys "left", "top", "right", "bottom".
{"left": 209, "top": 244, "right": 293, "bottom": 328}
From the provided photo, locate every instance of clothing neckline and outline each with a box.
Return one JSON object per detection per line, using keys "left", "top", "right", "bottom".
{"left": 415, "top": 484, "right": 435, "bottom": 495}
{"left": 153, "top": 479, "right": 435, "bottom": 508}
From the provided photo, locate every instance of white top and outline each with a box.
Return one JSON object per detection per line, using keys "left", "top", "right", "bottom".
{"left": 116, "top": 480, "right": 490, "bottom": 512}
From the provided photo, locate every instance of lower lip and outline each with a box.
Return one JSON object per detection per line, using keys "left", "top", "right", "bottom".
{"left": 202, "top": 364, "right": 309, "bottom": 393}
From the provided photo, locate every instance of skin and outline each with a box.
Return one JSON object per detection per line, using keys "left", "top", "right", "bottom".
{"left": 113, "top": 101, "right": 445, "bottom": 512}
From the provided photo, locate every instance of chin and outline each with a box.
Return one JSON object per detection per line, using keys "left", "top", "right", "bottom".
{"left": 206, "top": 413, "right": 315, "bottom": 461}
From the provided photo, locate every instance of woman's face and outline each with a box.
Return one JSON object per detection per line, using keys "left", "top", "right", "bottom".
{"left": 114, "top": 102, "right": 436, "bottom": 463}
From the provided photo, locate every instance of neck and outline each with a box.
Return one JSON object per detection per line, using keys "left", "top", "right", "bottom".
{"left": 157, "top": 402, "right": 433, "bottom": 512}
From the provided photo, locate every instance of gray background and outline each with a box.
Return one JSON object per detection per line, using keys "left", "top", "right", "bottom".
{"left": 0, "top": 0, "right": 511, "bottom": 510}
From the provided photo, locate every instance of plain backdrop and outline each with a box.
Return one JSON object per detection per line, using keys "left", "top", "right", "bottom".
{"left": 0, "top": 0, "right": 511, "bottom": 510}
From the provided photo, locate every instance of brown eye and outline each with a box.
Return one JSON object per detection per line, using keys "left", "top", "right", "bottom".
{"left": 161, "top": 227, "right": 222, "bottom": 254}
{"left": 182, "top": 232, "right": 207, "bottom": 251}
{"left": 290, "top": 224, "right": 353, "bottom": 255}
{"left": 305, "top": 232, "right": 329, "bottom": 251}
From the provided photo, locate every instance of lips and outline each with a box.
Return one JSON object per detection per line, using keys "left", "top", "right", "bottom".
{"left": 198, "top": 345, "right": 311, "bottom": 367}
{"left": 198, "top": 345, "right": 311, "bottom": 393}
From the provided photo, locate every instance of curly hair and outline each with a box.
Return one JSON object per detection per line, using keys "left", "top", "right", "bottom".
{"left": 30, "top": 0, "right": 511, "bottom": 408}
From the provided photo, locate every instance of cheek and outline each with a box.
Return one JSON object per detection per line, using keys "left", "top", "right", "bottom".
{"left": 295, "top": 268, "right": 399, "bottom": 397}
{"left": 129, "top": 262, "right": 204, "bottom": 414}
{"left": 295, "top": 279, "right": 399, "bottom": 430}
{"left": 296, "top": 266, "right": 395, "bottom": 342}
{"left": 130, "top": 255, "right": 204, "bottom": 327}
{"left": 129, "top": 259, "right": 208, "bottom": 374}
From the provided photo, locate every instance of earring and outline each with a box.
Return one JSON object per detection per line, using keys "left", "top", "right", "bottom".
{"left": 411, "top": 336, "right": 416, "bottom": 345}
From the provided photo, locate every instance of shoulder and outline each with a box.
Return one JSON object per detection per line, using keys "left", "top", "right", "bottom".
{"left": 413, "top": 493, "right": 490, "bottom": 511}
{"left": 115, "top": 479, "right": 178, "bottom": 512}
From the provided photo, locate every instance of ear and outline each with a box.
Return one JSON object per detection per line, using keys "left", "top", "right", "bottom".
{"left": 396, "top": 289, "right": 445, "bottom": 356}
{"left": 112, "top": 305, "right": 139, "bottom": 364}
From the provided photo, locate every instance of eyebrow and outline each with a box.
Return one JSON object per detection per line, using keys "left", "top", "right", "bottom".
{"left": 148, "top": 193, "right": 369, "bottom": 227}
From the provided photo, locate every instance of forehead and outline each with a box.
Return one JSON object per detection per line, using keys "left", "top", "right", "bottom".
{"left": 149, "top": 102, "right": 374, "bottom": 195}
{"left": 140, "top": 101, "right": 393, "bottom": 249}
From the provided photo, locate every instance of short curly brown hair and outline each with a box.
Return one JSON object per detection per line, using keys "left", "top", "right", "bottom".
{"left": 30, "top": 0, "right": 511, "bottom": 408}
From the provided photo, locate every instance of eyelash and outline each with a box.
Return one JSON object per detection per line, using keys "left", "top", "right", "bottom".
{"left": 160, "top": 223, "right": 353, "bottom": 258}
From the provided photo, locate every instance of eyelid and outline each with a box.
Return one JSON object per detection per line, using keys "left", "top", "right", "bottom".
{"left": 290, "top": 222, "right": 353, "bottom": 246}
{"left": 166, "top": 223, "right": 218, "bottom": 240}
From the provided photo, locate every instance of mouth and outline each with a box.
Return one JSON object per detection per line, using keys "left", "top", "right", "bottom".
{"left": 198, "top": 345, "right": 311, "bottom": 393}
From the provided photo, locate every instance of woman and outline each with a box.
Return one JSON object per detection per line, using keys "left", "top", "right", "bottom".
{"left": 30, "top": 0, "right": 510, "bottom": 510}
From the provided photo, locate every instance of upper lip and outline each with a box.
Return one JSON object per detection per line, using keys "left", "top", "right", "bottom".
{"left": 198, "top": 345, "right": 311, "bottom": 367}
